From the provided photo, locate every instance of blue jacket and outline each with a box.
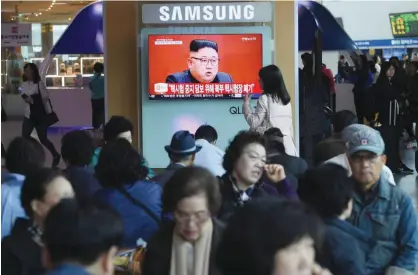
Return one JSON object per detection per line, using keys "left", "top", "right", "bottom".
{"left": 63, "top": 166, "right": 101, "bottom": 202}
{"left": 317, "top": 218, "right": 376, "bottom": 275}
{"left": 1, "top": 173, "right": 26, "bottom": 239}
{"left": 94, "top": 180, "right": 162, "bottom": 249}
{"left": 45, "top": 264, "right": 90, "bottom": 275}
{"left": 348, "top": 177, "right": 418, "bottom": 274}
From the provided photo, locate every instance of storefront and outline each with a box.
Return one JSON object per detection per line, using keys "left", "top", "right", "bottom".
{"left": 104, "top": 1, "right": 298, "bottom": 167}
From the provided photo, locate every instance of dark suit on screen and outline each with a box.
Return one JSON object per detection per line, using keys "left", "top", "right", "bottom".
{"left": 166, "top": 70, "right": 233, "bottom": 84}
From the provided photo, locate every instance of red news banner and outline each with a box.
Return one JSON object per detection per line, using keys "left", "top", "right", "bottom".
{"left": 155, "top": 83, "right": 257, "bottom": 98}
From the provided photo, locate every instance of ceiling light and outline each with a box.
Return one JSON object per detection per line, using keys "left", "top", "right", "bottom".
{"left": 68, "top": 17, "right": 71, "bottom": 21}
{"left": 52, "top": 0, "right": 56, "bottom": 2}
{"left": 38, "top": 12, "right": 42, "bottom": 15}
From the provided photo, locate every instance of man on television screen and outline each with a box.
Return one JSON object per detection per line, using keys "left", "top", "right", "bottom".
{"left": 166, "top": 39, "right": 233, "bottom": 84}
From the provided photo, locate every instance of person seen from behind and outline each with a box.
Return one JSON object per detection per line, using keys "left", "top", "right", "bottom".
{"left": 152, "top": 130, "right": 202, "bottom": 187}
{"left": 94, "top": 138, "right": 161, "bottom": 249}
{"left": 89, "top": 115, "right": 155, "bottom": 179}
{"left": 314, "top": 110, "right": 357, "bottom": 165}
{"left": 89, "top": 62, "right": 105, "bottom": 130}
{"left": 61, "top": 130, "right": 101, "bottom": 203}
{"left": 1, "top": 168, "right": 74, "bottom": 275}
{"left": 193, "top": 125, "right": 225, "bottom": 177}
{"left": 42, "top": 199, "right": 124, "bottom": 275}
{"left": 243, "top": 64, "right": 297, "bottom": 156}
{"left": 217, "top": 198, "right": 331, "bottom": 275}
{"left": 264, "top": 127, "right": 308, "bottom": 190}
{"left": 21, "top": 63, "right": 60, "bottom": 166}
{"left": 142, "top": 167, "right": 224, "bottom": 275}
{"left": 1, "top": 137, "right": 45, "bottom": 239}
{"left": 346, "top": 126, "right": 418, "bottom": 274}
{"left": 298, "top": 164, "right": 376, "bottom": 275}
{"left": 217, "top": 131, "right": 297, "bottom": 222}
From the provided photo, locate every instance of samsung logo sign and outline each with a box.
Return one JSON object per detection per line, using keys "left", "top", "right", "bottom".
{"left": 159, "top": 5, "right": 255, "bottom": 22}
{"left": 142, "top": 2, "right": 272, "bottom": 24}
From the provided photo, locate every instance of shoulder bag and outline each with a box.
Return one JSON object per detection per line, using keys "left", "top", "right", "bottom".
{"left": 253, "top": 95, "right": 272, "bottom": 134}
{"left": 30, "top": 83, "right": 59, "bottom": 126}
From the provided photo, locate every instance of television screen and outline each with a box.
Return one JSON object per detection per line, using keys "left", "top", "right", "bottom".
{"left": 389, "top": 12, "right": 418, "bottom": 38}
{"left": 148, "top": 34, "right": 263, "bottom": 100}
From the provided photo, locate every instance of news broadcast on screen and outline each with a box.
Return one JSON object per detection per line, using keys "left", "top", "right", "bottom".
{"left": 148, "top": 34, "right": 263, "bottom": 99}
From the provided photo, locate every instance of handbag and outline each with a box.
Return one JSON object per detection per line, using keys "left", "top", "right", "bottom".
{"left": 30, "top": 83, "right": 59, "bottom": 126}
{"left": 252, "top": 95, "right": 272, "bottom": 134}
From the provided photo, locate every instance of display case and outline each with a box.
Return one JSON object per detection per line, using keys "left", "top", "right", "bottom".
{"left": 31, "top": 55, "right": 104, "bottom": 88}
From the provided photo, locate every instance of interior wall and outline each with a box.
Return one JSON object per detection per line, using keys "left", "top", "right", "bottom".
{"left": 322, "top": 1, "right": 418, "bottom": 40}
{"left": 103, "top": 1, "right": 139, "bottom": 148}
{"left": 274, "top": 1, "right": 298, "bottom": 142}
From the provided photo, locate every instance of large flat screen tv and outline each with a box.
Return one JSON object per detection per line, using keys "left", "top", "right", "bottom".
{"left": 148, "top": 34, "right": 263, "bottom": 100}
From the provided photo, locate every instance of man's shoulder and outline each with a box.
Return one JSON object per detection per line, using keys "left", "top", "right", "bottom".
{"left": 216, "top": 72, "right": 233, "bottom": 82}
{"left": 166, "top": 70, "right": 191, "bottom": 83}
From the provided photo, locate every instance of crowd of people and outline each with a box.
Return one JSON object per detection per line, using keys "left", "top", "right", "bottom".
{"left": 1, "top": 60, "right": 417, "bottom": 275}
{"left": 2, "top": 109, "right": 418, "bottom": 275}
{"left": 339, "top": 54, "right": 418, "bottom": 174}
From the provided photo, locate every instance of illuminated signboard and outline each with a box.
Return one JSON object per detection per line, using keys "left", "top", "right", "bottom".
{"left": 389, "top": 12, "right": 418, "bottom": 38}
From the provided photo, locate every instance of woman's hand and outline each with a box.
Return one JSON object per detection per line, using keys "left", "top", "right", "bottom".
{"left": 264, "top": 164, "right": 286, "bottom": 183}
{"left": 243, "top": 93, "right": 252, "bottom": 105}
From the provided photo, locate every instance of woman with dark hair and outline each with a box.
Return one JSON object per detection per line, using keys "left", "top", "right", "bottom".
{"left": 368, "top": 62, "right": 405, "bottom": 173}
{"left": 242, "top": 65, "right": 297, "bottom": 156}
{"left": 217, "top": 198, "right": 330, "bottom": 275}
{"left": 217, "top": 131, "right": 297, "bottom": 222}
{"left": 89, "top": 62, "right": 105, "bottom": 130}
{"left": 2, "top": 168, "right": 74, "bottom": 275}
{"left": 20, "top": 63, "right": 60, "bottom": 167}
{"left": 94, "top": 138, "right": 162, "bottom": 249}
{"left": 142, "top": 167, "right": 224, "bottom": 275}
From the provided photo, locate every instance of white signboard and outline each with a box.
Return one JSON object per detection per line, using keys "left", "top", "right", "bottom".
{"left": 142, "top": 2, "right": 273, "bottom": 24}
{"left": 1, "top": 23, "right": 32, "bottom": 47}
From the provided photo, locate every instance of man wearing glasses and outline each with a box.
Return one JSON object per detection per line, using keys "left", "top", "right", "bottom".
{"left": 346, "top": 126, "right": 418, "bottom": 275}
{"left": 166, "top": 39, "right": 233, "bottom": 84}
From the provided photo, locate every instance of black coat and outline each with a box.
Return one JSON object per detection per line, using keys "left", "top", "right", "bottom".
{"left": 141, "top": 219, "right": 225, "bottom": 275}
{"left": 1, "top": 218, "right": 45, "bottom": 275}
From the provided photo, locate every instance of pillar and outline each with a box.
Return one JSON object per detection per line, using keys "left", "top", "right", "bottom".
{"left": 274, "top": 0, "right": 299, "bottom": 150}
{"left": 103, "top": 1, "right": 139, "bottom": 148}
{"left": 41, "top": 23, "right": 53, "bottom": 56}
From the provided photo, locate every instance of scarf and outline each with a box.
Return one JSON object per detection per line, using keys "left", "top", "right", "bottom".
{"left": 170, "top": 219, "right": 213, "bottom": 275}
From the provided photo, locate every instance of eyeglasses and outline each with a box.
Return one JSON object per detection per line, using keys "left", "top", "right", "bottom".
{"left": 174, "top": 210, "right": 210, "bottom": 224}
{"left": 191, "top": 57, "right": 220, "bottom": 66}
{"left": 350, "top": 153, "right": 380, "bottom": 164}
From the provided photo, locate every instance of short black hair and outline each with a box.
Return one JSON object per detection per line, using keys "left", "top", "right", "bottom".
{"left": 259, "top": 65, "right": 291, "bottom": 105}
{"left": 298, "top": 164, "right": 354, "bottom": 218}
{"left": 103, "top": 116, "right": 133, "bottom": 142}
{"left": 43, "top": 198, "right": 123, "bottom": 266}
{"left": 21, "top": 168, "right": 64, "bottom": 218}
{"left": 195, "top": 125, "right": 218, "bottom": 143}
{"left": 93, "top": 62, "right": 104, "bottom": 74}
{"left": 264, "top": 127, "right": 284, "bottom": 138}
{"left": 61, "top": 130, "right": 95, "bottom": 167}
{"left": 168, "top": 153, "right": 193, "bottom": 163}
{"left": 332, "top": 110, "right": 357, "bottom": 133}
{"left": 95, "top": 138, "right": 148, "bottom": 188}
{"left": 265, "top": 136, "right": 286, "bottom": 156}
{"left": 162, "top": 167, "right": 221, "bottom": 215}
{"left": 217, "top": 198, "right": 323, "bottom": 275}
{"left": 23, "top": 63, "right": 41, "bottom": 83}
{"left": 190, "top": 39, "right": 218, "bottom": 53}
{"left": 223, "top": 131, "right": 266, "bottom": 174}
{"left": 5, "top": 137, "right": 45, "bottom": 176}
